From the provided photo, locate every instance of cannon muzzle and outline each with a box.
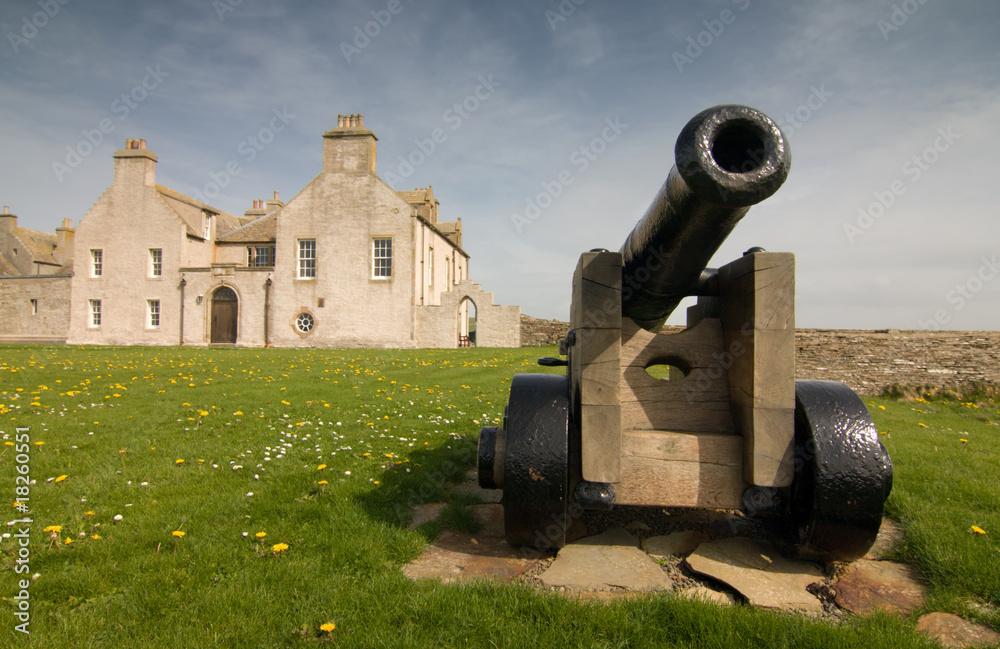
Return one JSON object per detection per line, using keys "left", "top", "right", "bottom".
{"left": 620, "top": 104, "right": 791, "bottom": 331}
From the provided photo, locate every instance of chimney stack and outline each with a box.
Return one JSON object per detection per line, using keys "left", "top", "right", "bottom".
{"left": 324, "top": 114, "right": 377, "bottom": 174}
{"left": 114, "top": 138, "right": 157, "bottom": 187}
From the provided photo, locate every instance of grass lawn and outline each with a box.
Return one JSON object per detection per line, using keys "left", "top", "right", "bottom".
{"left": 0, "top": 344, "right": 996, "bottom": 647}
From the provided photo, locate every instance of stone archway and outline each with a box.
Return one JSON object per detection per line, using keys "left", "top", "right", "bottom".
{"left": 416, "top": 279, "right": 521, "bottom": 348}
{"left": 210, "top": 285, "right": 238, "bottom": 343}
{"left": 459, "top": 297, "right": 477, "bottom": 347}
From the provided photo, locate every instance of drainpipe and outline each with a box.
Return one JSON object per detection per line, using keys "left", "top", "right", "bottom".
{"left": 178, "top": 276, "right": 186, "bottom": 345}
{"left": 263, "top": 276, "right": 272, "bottom": 347}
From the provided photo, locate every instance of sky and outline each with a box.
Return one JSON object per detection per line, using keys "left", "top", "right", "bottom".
{"left": 1, "top": 0, "right": 997, "bottom": 330}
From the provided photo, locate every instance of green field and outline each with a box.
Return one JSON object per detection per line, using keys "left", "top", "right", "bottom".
{"left": 0, "top": 344, "right": 997, "bottom": 648}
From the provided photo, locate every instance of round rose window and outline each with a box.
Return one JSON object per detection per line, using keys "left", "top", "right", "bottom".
{"left": 295, "top": 312, "right": 314, "bottom": 333}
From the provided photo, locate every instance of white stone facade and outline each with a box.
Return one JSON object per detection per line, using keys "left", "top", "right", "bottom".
{"left": 0, "top": 116, "right": 520, "bottom": 348}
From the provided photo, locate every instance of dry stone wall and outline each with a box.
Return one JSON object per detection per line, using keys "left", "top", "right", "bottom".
{"left": 520, "top": 316, "right": 1000, "bottom": 396}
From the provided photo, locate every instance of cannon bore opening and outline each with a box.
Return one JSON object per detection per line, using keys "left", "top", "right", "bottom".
{"left": 711, "top": 120, "right": 768, "bottom": 174}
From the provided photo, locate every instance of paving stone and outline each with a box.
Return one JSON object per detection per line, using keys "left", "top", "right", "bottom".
{"left": 864, "top": 518, "right": 904, "bottom": 560}
{"left": 684, "top": 538, "right": 824, "bottom": 615}
{"left": 539, "top": 528, "right": 673, "bottom": 592}
{"left": 916, "top": 612, "right": 1000, "bottom": 649}
{"left": 403, "top": 531, "right": 537, "bottom": 583}
{"left": 833, "top": 560, "right": 926, "bottom": 615}
{"left": 470, "top": 504, "right": 505, "bottom": 537}
{"left": 407, "top": 503, "right": 445, "bottom": 530}
{"left": 676, "top": 587, "right": 736, "bottom": 606}
{"left": 643, "top": 531, "right": 709, "bottom": 559}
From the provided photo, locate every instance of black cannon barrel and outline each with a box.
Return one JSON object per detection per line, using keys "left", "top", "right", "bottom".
{"left": 619, "top": 104, "right": 791, "bottom": 331}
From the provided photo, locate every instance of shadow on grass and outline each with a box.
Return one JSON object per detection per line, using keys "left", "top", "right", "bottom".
{"left": 352, "top": 434, "right": 482, "bottom": 540}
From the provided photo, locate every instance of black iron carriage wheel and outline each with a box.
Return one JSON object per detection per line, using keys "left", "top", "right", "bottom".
{"left": 783, "top": 380, "right": 894, "bottom": 563}
{"left": 501, "top": 373, "right": 573, "bottom": 550}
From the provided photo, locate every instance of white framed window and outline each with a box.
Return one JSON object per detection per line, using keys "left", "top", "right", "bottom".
{"left": 248, "top": 245, "right": 275, "bottom": 268}
{"left": 372, "top": 237, "right": 392, "bottom": 279}
{"left": 89, "top": 299, "right": 102, "bottom": 327}
{"left": 203, "top": 213, "right": 212, "bottom": 239}
{"left": 30, "top": 299, "right": 38, "bottom": 315}
{"left": 149, "top": 249, "right": 162, "bottom": 277}
{"left": 427, "top": 247, "right": 434, "bottom": 288}
{"left": 148, "top": 299, "right": 160, "bottom": 328}
{"left": 91, "top": 249, "right": 103, "bottom": 277}
{"left": 297, "top": 239, "right": 316, "bottom": 279}
{"left": 295, "top": 312, "right": 315, "bottom": 333}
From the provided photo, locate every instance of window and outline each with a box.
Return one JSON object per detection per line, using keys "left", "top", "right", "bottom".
{"left": 248, "top": 245, "right": 275, "bottom": 268}
{"left": 150, "top": 249, "right": 162, "bottom": 277}
{"left": 30, "top": 299, "right": 38, "bottom": 315}
{"left": 427, "top": 247, "right": 434, "bottom": 288}
{"left": 148, "top": 300, "right": 160, "bottom": 328}
{"left": 89, "top": 300, "right": 102, "bottom": 327}
{"left": 203, "top": 213, "right": 212, "bottom": 239}
{"left": 91, "top": 250, "right": 103, "bottom": 277}
{"left": 372, "top": 238, "right": 392, "bottom": 279}
{"left": 297, "top": 239, "right": 316, "bottom": 278}
{"left": 295, "top": 312, "right": 315, "bottom": 333}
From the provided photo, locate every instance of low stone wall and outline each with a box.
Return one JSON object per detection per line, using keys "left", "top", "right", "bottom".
{"left": 521, "top": 316, "right": 1000, "bottom": 396}
{"left": 520, "top": 314, "right": 570, "bottom": 347}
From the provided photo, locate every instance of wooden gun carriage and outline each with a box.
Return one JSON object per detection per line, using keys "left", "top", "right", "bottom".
{"left": 477, "top": 105, "right": 893, "bottom": 562}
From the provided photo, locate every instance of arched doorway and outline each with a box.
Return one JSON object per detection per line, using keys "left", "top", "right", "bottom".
{"left": 210, "top": 286, "right": 238, "bottom": 343}
{"left": 458, "top": 297, "right": 477, "bottom": 347}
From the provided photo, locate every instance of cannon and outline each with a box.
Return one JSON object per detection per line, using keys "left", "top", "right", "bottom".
{"left": 478, "top": 105, "right": 892, "bottom": 563}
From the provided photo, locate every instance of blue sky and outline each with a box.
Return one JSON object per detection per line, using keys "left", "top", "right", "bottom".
{"left": 2, "top": 0, "right": 997, "bottom": 330}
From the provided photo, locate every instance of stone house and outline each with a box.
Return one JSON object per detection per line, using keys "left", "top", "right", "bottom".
{"left": 0, "top": 114, "right": 520, "bottom": 348}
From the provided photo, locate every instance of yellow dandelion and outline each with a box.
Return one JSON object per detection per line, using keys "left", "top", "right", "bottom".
{"left": 256, "top": 532, "right": 267, "bottom": 538}
{"left": 4, "top": 441, "right": 13, "bottom": 446}
{"left": 918, "top": 423, "right": 927, "bottom": 428}
{"left": 320, "top": 623, "right": 336, "bottom": 633}
{"left": 44, "top": 525, "right": 62, "bottom": 533}
{"left": 318, "top": 480, "right": 328, "bottom": 485}
{"left": 878, "top": 405, "right": 886, "bottom": 410}
{"left": 971, "top": 526, "right": 987, "bottom": 535}
{"left": 272, "top": 543, "right": 289, "bottom": 553}
{"left": 317, "top": 464, "right": 326, "bottom": 471}
{"left": 175, "top": 459, "right": 184, "bottom": 465}
{"left": 54, "top": 475, "right": 68, "bottom": 483}
{"left": 234, "top": 411, "right": 243, "bottom": 416}
{"left": 84, "top": 511, "right": 95, "bottom": 516}
{"left": 172, "top": 530, "right": 186, "bottom": 538}
{"left": 64, "top": 538, "right": 73, "bottom": 545}
{"left": 281, "top": 400, "right": 291, "bottom": 406}
{"left": 91, "top": 534, "right": 101, "bottom": 540}
{"left": 34, "top": 441, "right": 44, "bottom": 446}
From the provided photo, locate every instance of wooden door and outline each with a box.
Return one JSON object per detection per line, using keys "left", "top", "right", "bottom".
{"left": 211, "top": 287, "right": 238, "bottom": 343}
